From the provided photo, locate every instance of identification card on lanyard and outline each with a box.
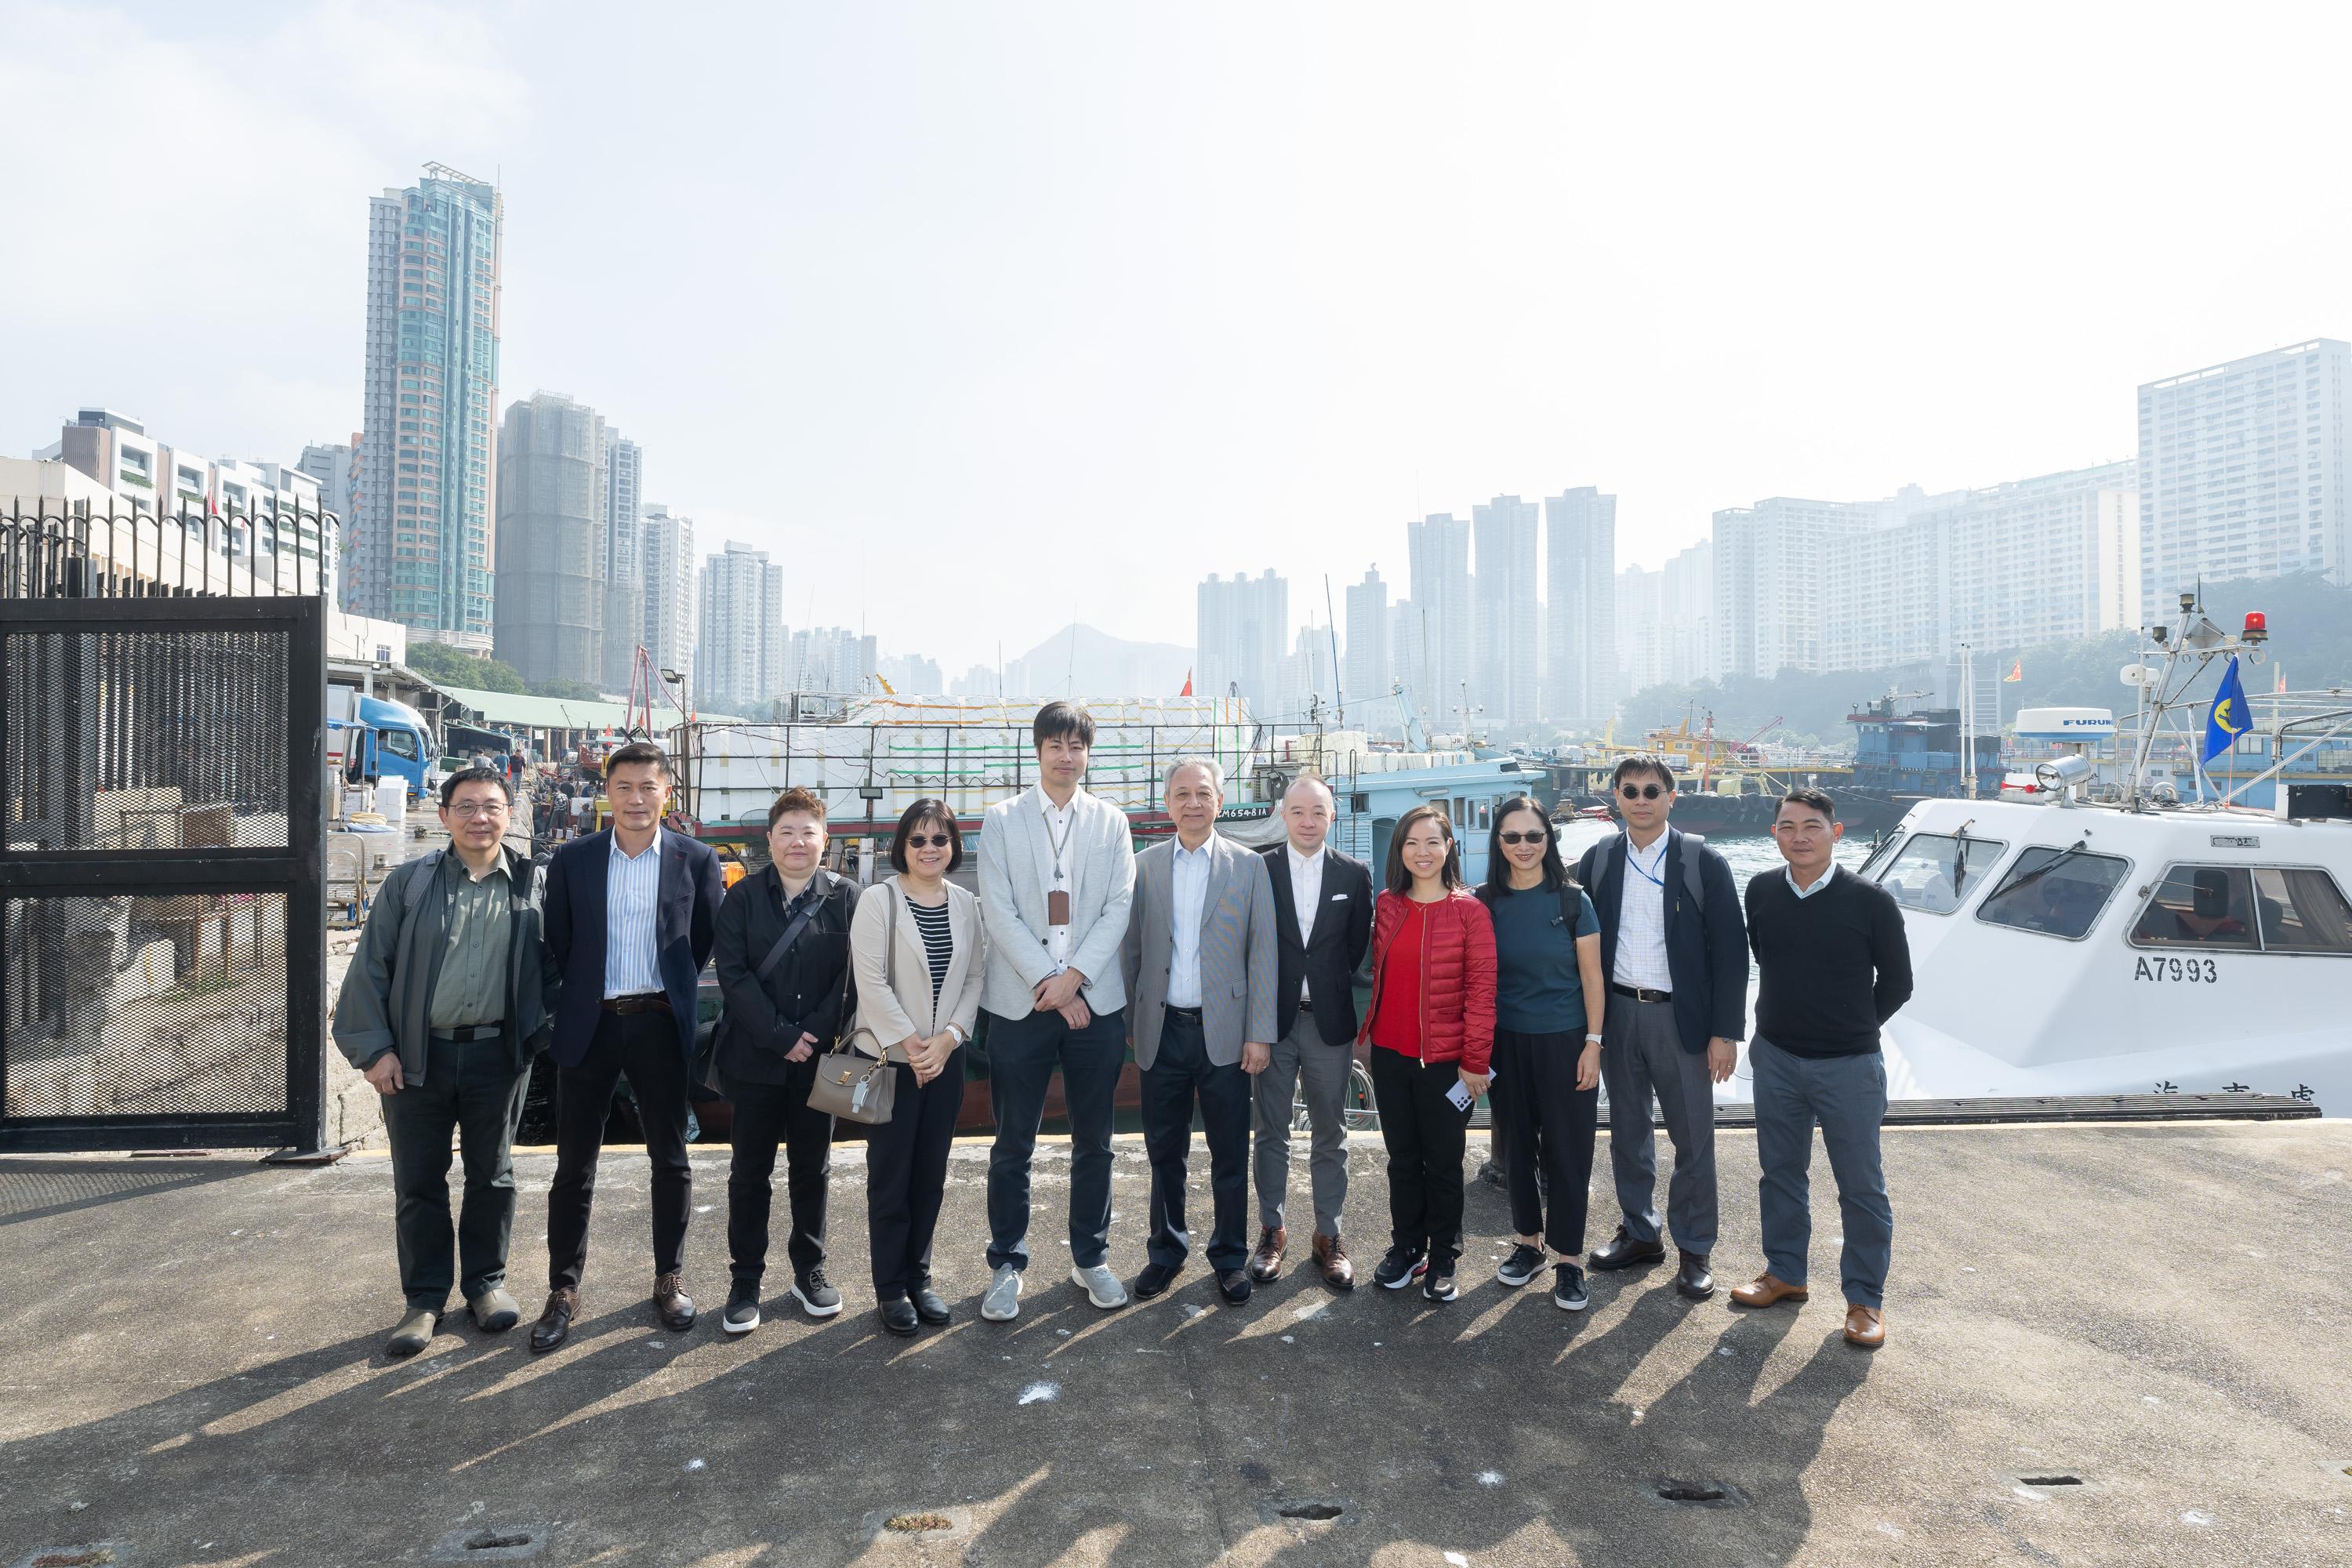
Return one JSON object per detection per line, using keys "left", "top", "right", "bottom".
{"left": 1044, "top": 802, "right": 1076, "bottom": 931}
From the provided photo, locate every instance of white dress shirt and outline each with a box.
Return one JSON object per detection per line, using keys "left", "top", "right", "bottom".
{"left": 1167, "top": 837, "right": 1212, "bottom": 1007}
{"left": 1286, "top": 842, "right": 1326, "bottom": 1001}
{"left": 604, "top": 827, "right": 664, "bottom": 997}
{"left": 1786, "top": 863, "right": 1838, "bottom": 899}
{"left": 1031, "top": 785, "right": 1082, "bottom": 970}
{"left": 1610, "top": 830, "right": 1674, "bottom": 992}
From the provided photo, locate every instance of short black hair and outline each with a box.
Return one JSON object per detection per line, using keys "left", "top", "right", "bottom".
{"left": 439, "top": 766, "right": 513, "bottom": 809}
{"left": 767, "top": 786, "right": 826, "bottom": 828}
{"left": 1033, "top": 700, "right": 1095, "bottom": 750}
{"left": 889, "top": 797, "right": 965, "bottom": 874}
{"left": 1612, "top": 752, "right": 1676, "bottom": 792}
{"left": 1777, "top": 787, "right": 1836, "bottom": 822}
{"left": 604, "top": 740, "right": 671, "bottom": 780}
{"left": 1385, "top": 802, "right": 1463, "bottom": 895}
{"left": 1482, "top": 793, "right": 1569, "bottom": 898}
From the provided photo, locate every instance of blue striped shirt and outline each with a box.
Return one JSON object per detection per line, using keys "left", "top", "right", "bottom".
{"left": 604, "top": 829, "right": 665, "bottom": 997}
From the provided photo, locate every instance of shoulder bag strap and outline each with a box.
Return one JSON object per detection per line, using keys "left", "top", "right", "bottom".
{"left": 756, "top": 879, "right": 824, "bottom": 983}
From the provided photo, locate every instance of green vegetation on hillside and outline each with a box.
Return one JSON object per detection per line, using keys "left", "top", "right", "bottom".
{"left": 405, "top": 641, "right": 608, "bottom": 702}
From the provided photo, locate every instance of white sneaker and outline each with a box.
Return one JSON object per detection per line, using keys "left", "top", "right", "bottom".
{"left": 1069, "top": 1261, "right": 1129, "bottom": 1309}
{"left": 981, "top": 1264, "right": 1023, "bottom": 1322}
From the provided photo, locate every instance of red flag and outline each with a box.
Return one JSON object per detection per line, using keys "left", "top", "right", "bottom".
{"left": 1180, "top": 669, "right": 1193, "bottom": 696}
{"left": 2002, "top": 659, "right": 2023, "bottom": 683}
{"left": 2275, "top": 664, "right": 2287, "bottom": 694}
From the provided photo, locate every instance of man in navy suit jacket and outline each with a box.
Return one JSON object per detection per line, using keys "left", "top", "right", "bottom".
{"left": 530, "top": 742, "right": 726, "bottom": 1352}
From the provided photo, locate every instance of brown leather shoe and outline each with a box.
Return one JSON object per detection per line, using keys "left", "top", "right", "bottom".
{"left": 528, "top": 1287, "right": 579, "bottom": 1354}
{"left": 654, "top": 1270, "right": 696, "bottom": 1333}
{"left": 1729, "top": 1272, "right": 1809, "bottom": 1309}
{"left": 1843, "top": 1304, "right": 1885, "bottom": 1348}
{"left": 1249, "top": 1225, "right": 1287, "bottom": 1283}
{"left": 1312, "top": 1232, "right": 1355, "bottom": 1291}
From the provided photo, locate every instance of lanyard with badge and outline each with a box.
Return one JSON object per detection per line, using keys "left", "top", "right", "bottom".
{"left": 1044, "top": 800, "right": 1075, "bottom": 932}
{"left": 1628, "top": 838, "right": 1668, "bottom": 890}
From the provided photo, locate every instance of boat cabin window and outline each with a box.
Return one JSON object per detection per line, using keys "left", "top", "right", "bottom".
{"left": 2130, "top": 864, "right": 2352, "bottom": 954}
{"left": 1857, "top": 832, "right": 1906, "bottom": 881}
{"left": 1974, "top": 847, "right": 2130, "bottom": 939}
{"left": 1873, "top": 832, "right": 2009, "bottom": 915}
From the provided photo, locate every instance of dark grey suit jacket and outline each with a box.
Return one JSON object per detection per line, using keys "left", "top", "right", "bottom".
{"left": 1119, "top": 831, "right": 1279, "bottom": 1069}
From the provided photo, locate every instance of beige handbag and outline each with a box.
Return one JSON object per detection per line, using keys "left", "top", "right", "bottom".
{"left": 805, "top": 886, "right": 899, "bottom": 1125}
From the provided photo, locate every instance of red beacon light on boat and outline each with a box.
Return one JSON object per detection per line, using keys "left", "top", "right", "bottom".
{"left": 2242, "top": 610, "right": 2268, "bottom": 644}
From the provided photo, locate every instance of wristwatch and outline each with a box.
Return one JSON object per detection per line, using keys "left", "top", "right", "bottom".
{"left": 1585, "top": 1034, "right": 1603, "bottom": 1045}
{"left": 945, "top": 1022, "right": 967, "bottom": 1046}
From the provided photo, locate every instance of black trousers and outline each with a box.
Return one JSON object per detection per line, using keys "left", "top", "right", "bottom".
{"left": 728, "top": 1056, "right": 837, "bottom": 1283}
{"left": 380, "top": 1036, "right": 530, "bottom": 1312}
{"left": 1370, "top": 1045, "right": 1471, "bottom": 1273}
{"left": 865, "top": 1049, "right": 967, "bottom": 1299}
{"left": 1489, "top": 1027, "right": 1600, "bottom": 1257}
{"left": 1140, "top": 1010, "right": 1253, "bottom": 1273}
{"left": 546, "top": 1009, "right": 693, "bottom": 1294}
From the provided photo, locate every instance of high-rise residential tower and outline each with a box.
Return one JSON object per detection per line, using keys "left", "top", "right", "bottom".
{"left": 640, "top": 503, "right": 696, "bottom": 702}
{"left": 1472, "top": 495, "right": 1541, "bottom": 728}
{"left": 1343, "top": 566, "right": 1389, "bottom": 716}
{"left": 2137, "top": 339, "right": 2349, "bottom": 619}
{"left": 493, "top": 392, "right": 608, "bottom": 687}
{"left": 356, "top": 164, "right": 502, "bottom": 650}
{"left": 1196, "top": 570, "right": 1288, "bottom": 715}
{"left": 602, "top": 434, "right": 644, "bottom": 690}
{"left": 697, "top": 540, "right": 784, "bottom": 712}
{"left": 1543, "top": 487, "right": 1616, "bottom": 724}
{"left": 1405, "top": 515, "right": 1472, "bottom": 730}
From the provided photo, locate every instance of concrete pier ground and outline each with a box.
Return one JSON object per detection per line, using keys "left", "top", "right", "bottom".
{"left": 3, "top": 1120, "right": 2349, "bottom": 1566}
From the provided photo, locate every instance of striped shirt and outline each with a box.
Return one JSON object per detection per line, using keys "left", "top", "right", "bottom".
{"left": 1610, "top": 832, "right": 1673, "bottom": 992}
{"left": 909, "top": 898, "right": 953, "bottom": 1004}
{"left": 604, "top": 828, "right": 665, "bottom": 997}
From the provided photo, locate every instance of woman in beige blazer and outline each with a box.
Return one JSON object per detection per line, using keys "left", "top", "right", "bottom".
{"left": 851, "top": 798, "right": 987, "bottom": 1335}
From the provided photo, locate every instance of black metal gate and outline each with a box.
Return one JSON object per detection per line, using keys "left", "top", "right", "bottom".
{"left": 1, "top": 595, "right": 325, "bottom": 1152}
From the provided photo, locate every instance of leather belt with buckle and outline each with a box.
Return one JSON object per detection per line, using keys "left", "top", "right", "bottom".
{"left": 1608, "top": 982, "right": 1671, "bottom": 1004}
{"left": 1164, "top": 1005, "right": 1203, "bottom": 1022}
{"left": 430, "top": 1022, "right": 505, "bottom": 1043}
{"left": 601, "top": 993, "right": 672, "bottom": 1016}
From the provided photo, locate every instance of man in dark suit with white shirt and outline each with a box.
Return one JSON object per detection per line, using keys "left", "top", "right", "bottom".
{"left": 529, "top": 742, "right": 727, "bottom": 1352}
{"left": 1247, "top": 775, "right": 1374, "bottom": 1290}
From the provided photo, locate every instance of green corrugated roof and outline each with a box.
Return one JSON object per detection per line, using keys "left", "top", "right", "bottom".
{"left": 436, "top": 685, "right": 743, "bottom": 731}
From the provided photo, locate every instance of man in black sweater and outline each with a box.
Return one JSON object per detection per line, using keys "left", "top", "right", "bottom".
{"left": 1729, "top": 789, "right": 1911, "bottom": 1350}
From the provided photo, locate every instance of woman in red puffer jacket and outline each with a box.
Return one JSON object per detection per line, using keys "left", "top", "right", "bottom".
{"left": 1359, "top": 802, "right": 1496, "bottom": 1302}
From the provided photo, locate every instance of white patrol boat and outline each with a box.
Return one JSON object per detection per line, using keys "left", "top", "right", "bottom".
{"left": 1840, "top": 593, "right": 2352, "bottom": 1113}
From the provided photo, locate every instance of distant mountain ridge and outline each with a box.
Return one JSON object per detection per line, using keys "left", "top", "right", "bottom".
{"left": 1006, "top": 622, "right": 1194, "bottom": 700}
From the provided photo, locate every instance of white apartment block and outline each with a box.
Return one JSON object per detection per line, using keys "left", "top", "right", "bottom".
{"left": 1616, "top": 538, "right": 1714, "bottom": 697}
{"left": 640, "top": 503, "right": 695, "bottom": 700}
{"left": 1406, "top": 516, "right": 1472, "bottom": 724}
{"left": 1940, "top": 463, "right": 2140, "bottom": 654}
{"left": 1472, "top": 495, "right": 1541, "bottom": 728}
{"left": 2137, "top": 338, "right": 2349, "bottom": 619}
{"left": 1544, "top": 487, "right": 1617, "bottom": 724}
{"left": 697, "top": 540, "right": 783, "bottom": 711}
{"left": 1343, "top": 566, "right": 1389, "bottom": 713}
{"left": 1196, "top": 569, "right": 1288, "bottom": 716}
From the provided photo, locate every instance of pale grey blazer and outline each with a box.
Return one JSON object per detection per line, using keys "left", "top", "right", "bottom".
{"left": 849, "top": 877, "right": 986, "bottom": 1061}
{"left": 1119, "top": 831, "right": 1279, "bottom": 1070}
{"left": 975, "top": 786, "right": 1138, "bottom": 1018}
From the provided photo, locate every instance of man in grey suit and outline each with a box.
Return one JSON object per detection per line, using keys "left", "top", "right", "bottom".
{"left": 1120, "top": 757, "right": 1279, "bottom": 1305}
{"left": 975, "top": 702, "right": 1139, "bottom": 1322}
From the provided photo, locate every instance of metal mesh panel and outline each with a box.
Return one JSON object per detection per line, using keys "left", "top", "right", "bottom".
{"left": 3, "top": 628, "right": 291, "bottom": 851}
{"left": 2, "top": 894, "right": 290, "bottom": 1119}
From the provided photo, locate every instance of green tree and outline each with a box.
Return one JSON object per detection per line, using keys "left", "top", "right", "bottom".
{"left": 407, "top": 640, "right": 527, "bottom": 694}
{"left": 530, "top": 676, "right": 604, "bottom": 701}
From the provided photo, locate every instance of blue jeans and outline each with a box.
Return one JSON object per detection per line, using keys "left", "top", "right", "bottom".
{"left": 1750, "top": 1036, "right": 1893, "bottom": 1309}
{"left": 984, "top": 1002, "right": 1127, "bottom": 1272}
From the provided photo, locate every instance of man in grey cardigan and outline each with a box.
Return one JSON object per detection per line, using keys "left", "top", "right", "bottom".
{"left": 332, "top": 767, "right": 553, "bottom": 1357}
{"left": 975, "top": 702, "right": 1138, "bottom": 1321}
{"left": 1120, "top": 757, "right": 1279, "bottom": 1305}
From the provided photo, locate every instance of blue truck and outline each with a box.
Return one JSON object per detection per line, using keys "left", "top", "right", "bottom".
{"left": 327, "top": 688, "right": 439, "bottom": 803}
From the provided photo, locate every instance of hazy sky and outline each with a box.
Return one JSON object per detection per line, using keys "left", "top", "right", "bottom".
{"left": 6, "top": 2, "right": 2350, "bottom": 671}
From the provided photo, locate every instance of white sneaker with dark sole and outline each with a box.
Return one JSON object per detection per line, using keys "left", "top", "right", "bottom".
{"left": 722, "top": 1300, "right": 761, "bottom": 1336}
{"left": 789, "top": 1282, "right": 844, "bottom": 1319}
{"left": 1552, "top": 1264, "right": 1590, "bottom": 1312}
{"left": 1495, "top": 1243, "right": 1545, "bottom": 1289}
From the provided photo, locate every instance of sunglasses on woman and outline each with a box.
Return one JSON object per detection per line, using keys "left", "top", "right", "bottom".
{"left": 1618, "top": 782, "right": 1666, "bottom": 800}
{"left": 902, "top": 833, "right": 953, "bottom": 848}
{"left": 1496, "top": 830, "right": 1549, "bottom": 845}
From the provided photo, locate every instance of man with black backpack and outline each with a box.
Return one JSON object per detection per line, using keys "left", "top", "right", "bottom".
{"left": 1574, "top": 753, "right": 1748, "bottom": 1302}
{"left": 332, "top": 766, "right": 552, "bottom": 1359}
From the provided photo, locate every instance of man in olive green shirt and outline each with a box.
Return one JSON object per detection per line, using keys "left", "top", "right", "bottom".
{"left": 333, "top": 766, "right": 550, "bottom": 1358}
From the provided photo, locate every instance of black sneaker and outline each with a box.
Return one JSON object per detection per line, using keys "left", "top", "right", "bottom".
{"left": 722, "top": 1280, "right": 761, "bottom": 1336}
{"left": 790, "top": 1266, "right": 843, "bottom": 1319}
{"left": 1373, "top": 1245, "right": 1428, "bottom": 1290}
{"left": 1495, "top": 1243, "right": 1545, "bottom": 1288}
{"left": 1552, "top": 1261, "right": 1589, "bottom": 1312}
{"left": 1421, "top": 1271, "right": 1459, "bottom": 1304}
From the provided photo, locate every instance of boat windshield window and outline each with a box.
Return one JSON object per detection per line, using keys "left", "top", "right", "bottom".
{"left": 1874, "top": 832, "right": 2009, "bottom": 915}
{"left": 2252, "top": 868, "right": 2352, "bottom": 953}
{"left": 1857, "top": 832, "right": 1906, "bottom": 880}
{"left": 1976, "top": 847, "right": 2129, "bottom": 939}
{"left": 2129, "top": 866, "right": 2261, "bottom": 952}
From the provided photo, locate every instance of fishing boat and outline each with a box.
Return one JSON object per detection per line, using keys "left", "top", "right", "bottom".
{"left": 1801, "top": 593, "right": 2352, "bottom": 1114}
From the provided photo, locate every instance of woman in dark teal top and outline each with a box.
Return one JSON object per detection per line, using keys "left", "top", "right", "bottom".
{"left": 1475, "top": 796, "right": 1606, "bottom": 1311}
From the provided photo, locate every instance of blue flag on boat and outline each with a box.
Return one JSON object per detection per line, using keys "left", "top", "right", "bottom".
{"left": 2201, "top": 655, "right": 2251, "bottom": 764}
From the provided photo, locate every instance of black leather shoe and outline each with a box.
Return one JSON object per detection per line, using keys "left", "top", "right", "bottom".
{"left": 1675, "top": 1250, "right": 1715, "bottom": 1301}
{"left": 1588, "top": 1226, "right": 1667, "bottom": 1272}
{"left": 878, "top": 1297, "right": 920, "bottom": 1337}
{"left": 528, "top": 1288, "right": 577, "bottom": 1355}
{"left": 1217, "top": 1269, "right": 1253, "bottom": 1306}
{"left": 1134, "top": 1261, "right": 1182, "bottom": 1301}
{"left": 911, "top": 1287, "right": 952, "bottom": 1325}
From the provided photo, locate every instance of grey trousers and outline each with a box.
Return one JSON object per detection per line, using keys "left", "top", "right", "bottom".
{"left": 1751, "top": 1035, "right": 1893, "bottom": 1309}
{"left": 1250, "top": 1013, "right": 1351, "bottom": 1238}
{"left": 1599, "top": 992, "right": 1718, "bottom": 1256}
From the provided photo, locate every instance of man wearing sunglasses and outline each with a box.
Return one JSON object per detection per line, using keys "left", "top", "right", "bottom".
{"left": 1571, "top": 753, "right": 1747, "bottom": 1302}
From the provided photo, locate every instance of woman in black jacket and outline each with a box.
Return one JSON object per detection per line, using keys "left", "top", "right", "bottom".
{"left": 712, "top": 787, "right": 860, "bottom": 1334}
